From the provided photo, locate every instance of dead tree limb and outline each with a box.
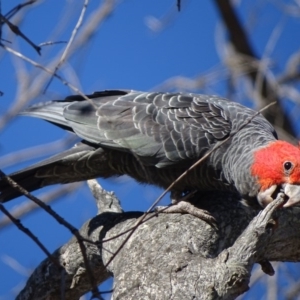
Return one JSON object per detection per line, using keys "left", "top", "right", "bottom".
{"left": 16, "top": 190, "right": 300, "bottom": 300}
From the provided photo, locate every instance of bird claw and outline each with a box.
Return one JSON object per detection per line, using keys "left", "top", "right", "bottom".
{"left": 155, "top": 199, "right": 217, "bottom": 227}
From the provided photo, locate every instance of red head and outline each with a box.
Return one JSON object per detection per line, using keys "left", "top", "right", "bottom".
{"left": 252, "top": 140, "right": 300, "bottom": 207}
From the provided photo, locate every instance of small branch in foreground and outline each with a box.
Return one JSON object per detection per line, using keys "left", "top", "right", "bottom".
{"left": 15, "top": 184, "right": 121, "bottom": 300}
{"left": 177, "top": 0, "right": 181, "bottom": 11}
{"left": 0, "top": 203, "right": 59, "bottom": 265}
{"left": 0, "top": 13, "right": 41, "bottom": 54}
{"left": 1, "top": 44, "right": 98, "bottom": 109}
{"left": 4, "top": 1, "right": 38, "bottom": 20}
{"left": 0, "top": 169, "right": 100, "bottom": 297}
{"left": 0, "top": 183, "right": 83, "bottom": 230}
{"left": 43, "top": 0, "right": 90, "bottom": 93}
{"left": 38, "top": 41, "right": 67, "bottom": 47}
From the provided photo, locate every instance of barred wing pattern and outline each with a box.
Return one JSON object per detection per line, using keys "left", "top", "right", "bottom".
{"left": 29, "top": 90, "right": 235, "bottom": 167}
{"left": 0, "top": 90, "right": 277, "bottom": 203}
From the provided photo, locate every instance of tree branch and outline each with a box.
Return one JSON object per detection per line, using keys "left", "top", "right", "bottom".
{"left": 16, "top": 190, "right": 300, "bottom": 300}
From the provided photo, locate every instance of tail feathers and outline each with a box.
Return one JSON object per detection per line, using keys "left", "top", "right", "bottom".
{"left": 20, "top": 101, "right": 73, "bottom": 132}
{"left": 0, "top": 142, "right": 98, "bottom": 203}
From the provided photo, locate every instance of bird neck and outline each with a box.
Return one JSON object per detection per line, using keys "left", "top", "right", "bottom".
{"left": 212, "top": 126, "right": 277, "bottom": 200}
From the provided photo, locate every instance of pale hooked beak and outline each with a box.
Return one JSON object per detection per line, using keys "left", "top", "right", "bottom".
{"left": 282, "top": 183, "right": 300, "bottom": 207}
{"left": 257, "top": 185, "right": 278, "bottom": 207}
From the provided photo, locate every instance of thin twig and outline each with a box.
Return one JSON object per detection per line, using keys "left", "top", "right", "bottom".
{"left": 254, "top": 16, "right": 285, "bottom": 108}
{"left": 0, "top": 1, "right": 2, "bottom": 41}
{"left": 39, "top": 41, "right": 67, "bottom": 47}
{"left": 43, "top": 0, "right": 89, "bottom": 93}
{"left": 177, "top": 0, "right": 181, "bottom": 11}
{"left": 4, "top": 0, "right": 37, "bottom": 20}
{"left": 0, "top": 135, "right": 77, "bottom": 169}
{"left": 0, "top": 13, "right": 41, "bottom": 54}
{"left": 1, "top": 44, "right": 98, "bottom": 109}
{"left": 0, "top": 202, "right": 59, "bottom": 266}
{"left": 0, "top": 183, "right": 83, "bottom": 230}
{"left": 0, "top": 169, "right": 100, "bottom": 296}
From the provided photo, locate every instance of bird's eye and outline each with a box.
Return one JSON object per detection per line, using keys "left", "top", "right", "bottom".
{"left": 284, "top": 161, "right": 293, "bottom": 172}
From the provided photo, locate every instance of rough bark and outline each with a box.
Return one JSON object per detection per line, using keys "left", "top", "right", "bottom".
{"left": 15, "top": 189, "right": 300, "bottom": 300}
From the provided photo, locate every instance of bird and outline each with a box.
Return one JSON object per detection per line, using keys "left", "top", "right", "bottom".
{"left": 1, "top": 90, "right": 300, "bottom": 216}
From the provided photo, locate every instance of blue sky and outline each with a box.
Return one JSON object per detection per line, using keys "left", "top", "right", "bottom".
{"left": 0, "top": 0, "right": 299, "bottom": 299}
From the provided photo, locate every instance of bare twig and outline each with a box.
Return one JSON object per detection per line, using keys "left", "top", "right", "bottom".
{"left": 39, "top": 41, "right": 67, "bottom": 47}
{"left": 145, "top": 2, "right": 181, "bottom": 32}
{"left": 43, "top": 0, "right": 90, "bottom": 93}
{"left": 0, "top": 135, "right": 77, "bottom": 169}
{"left": 278, "top": 49, "right": 300, "bottom": 84}
{"left": 0, "top": 183, "right": 83, "bottom": 230}
{"left": 177, "top": 0, "right": 181, "bottom": 11}
{"left": 0, "top": 0, "right": 118, "bottom": 129}
{"left": 1, "top": 44, "right": 98, "bottom": 109}
{"left": 0, "top": 13, "right": 41, "bottom": 54}
{"left": 0, "top": 203, "right": 57, "bottom": 263}
{"left": 4, "top": 1, "right": 38, "bottom": 20}
{"left": 253, "top": 16, "right": 285, "bottom": 116}
{"left": 0, "top": 169, "right": 100, "bottom": 297}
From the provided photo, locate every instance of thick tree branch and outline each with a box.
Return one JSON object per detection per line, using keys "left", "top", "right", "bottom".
{"left": 16, "top": 191, "right": 300, "bottom": 300}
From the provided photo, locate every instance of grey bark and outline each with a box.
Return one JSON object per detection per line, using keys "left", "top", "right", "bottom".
{"left": 16, "top": 190, "right": 300, "bottom": 300}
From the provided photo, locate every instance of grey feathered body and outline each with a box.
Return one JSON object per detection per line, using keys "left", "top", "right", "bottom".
{"left": 0, "top": 90, "right": 277, "bottom": 203}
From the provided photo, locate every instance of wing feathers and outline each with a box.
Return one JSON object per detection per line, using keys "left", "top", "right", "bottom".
{"left": 20, "top": 90, "right": 254, "bottom": 168}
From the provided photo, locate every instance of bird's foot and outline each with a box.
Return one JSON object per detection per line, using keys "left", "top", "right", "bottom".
{"left": 155, "top": 191, "right": 216, "bottom": 226}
